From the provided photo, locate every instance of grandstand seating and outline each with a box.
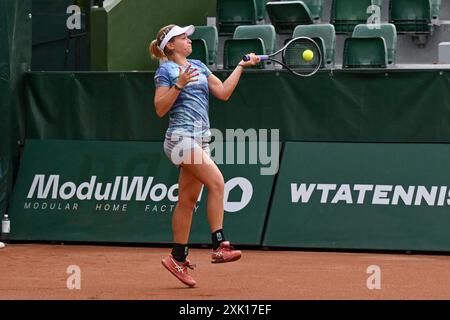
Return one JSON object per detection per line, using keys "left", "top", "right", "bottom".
{"left": 223, "top": 38, "right": 266, "bottom": 69}
{"left": 431, "top": 0, "right": 442, "bottom": 20}
{"left": 83, "top": 0, "right": 450, "bottom": 71}
{"left": 304, "top": 0, "right": 324, "bottom": 20}
{"left": 266, "top": 1, "right": 314, "bottom": 34}
{"left": 197, "top": 0, "right": 450, "bottom": 70}
{"left": 353, "top": 23, "right": 397, "bottom": 65}
{"left": 389, "top": 0, "right": 432, "bottom": 34}
{"left": 331, "top": 0, "right": 383, "bottom": 34}
{"left": 283, "top": 36, "right": 325, "bottom": 68}
{"left": 217, "top": 0, "right": 257, "bottom": 35}
{"left": 189, "top": 39, "right": 209, "bottom": 65}
{"left": 255, "top": 0, "right": 269, "bottom": 20}
{"left": 343, "top": 37, "right": 388, "bottom": 68}
{"left": 234, "top": 25, "right": 277, "bottom": 54}
{"left": 190, "top": 26, "right": 218, "bottom": 65}
{"left": 293, "top": 24, "right": 336, "bottom": 66}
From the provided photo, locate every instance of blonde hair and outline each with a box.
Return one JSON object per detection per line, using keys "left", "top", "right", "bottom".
{"left": 149, "top": 24, "right": 176, "bottom": 60}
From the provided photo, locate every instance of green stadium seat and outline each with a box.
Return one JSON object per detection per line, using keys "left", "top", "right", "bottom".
{"left": 266, "top": 1, "right": 314, "bottom": 35}
{"left": 343, "top": 37, "right": 388, "bottom": 68}
{"left": 389, "top": 0, "right": 432, "bottom": 34}
{"left": 189, "top": 39, "right": 209, "bottom": 66}
{"left": 234, "top": 25, "right": 276, "bottom": 54}
{"left": 304, "top": 0, "right": 324, "bottom": 21}
{"left": 293, "top": 24, "right": 336, "bottom": 66}
{"left": 255, "top": 0, "right": 269, "bottom": 20}
{"left": 331, "top": 0, "right": 383, "bottom": 34}
{"left": 431, "top": 0, "right": 442, "bottom": 20}
{"left": 217, "top": 0, "right": 257, "bottom": 35}
{"left": 190, "top": 26, "right": 218, "bottom": 65}
{"left": 223, "top": 38, "right": 266, "bottom": 69}
{"left": 353, "top": 23, "right": 397, "bottom": 65}
{"left": 267, "top": 0, "right": 324, "bottom": 21}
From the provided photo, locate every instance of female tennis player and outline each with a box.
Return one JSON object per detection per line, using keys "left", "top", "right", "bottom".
{"left": 150, "top": 24, "right": 260, "bottom": 287}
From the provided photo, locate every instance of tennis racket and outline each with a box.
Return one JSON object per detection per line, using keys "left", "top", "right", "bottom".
{"left": 243, "top": 36, "right": 323, "bottom": 77}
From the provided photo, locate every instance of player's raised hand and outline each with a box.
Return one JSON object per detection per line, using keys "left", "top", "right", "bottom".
{"left": 176, "top": 64, "right": 199, "bottom": 88}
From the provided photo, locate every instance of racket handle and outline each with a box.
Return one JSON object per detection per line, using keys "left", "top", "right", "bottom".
{"left": 243, "top": 54, "right": 268, "bottom": 62}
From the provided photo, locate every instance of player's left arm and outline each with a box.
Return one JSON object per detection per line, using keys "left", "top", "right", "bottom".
{"left": 208, "top": 53, "right": 260, "bottom": 101}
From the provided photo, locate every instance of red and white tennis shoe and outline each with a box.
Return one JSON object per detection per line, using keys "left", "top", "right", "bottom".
{"left": 161, "top": 255, "right": 196, "bottom": 287}
{"left": 211, "top": 241, "right": 242, "bottom": 264}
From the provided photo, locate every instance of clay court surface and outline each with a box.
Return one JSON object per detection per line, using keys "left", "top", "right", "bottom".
{"left": 1, "top": 244, "right": 450, "bottom": 300}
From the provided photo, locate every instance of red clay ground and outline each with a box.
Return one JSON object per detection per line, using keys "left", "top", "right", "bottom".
{"left": 0, "top": 244, "right": 449, "bottom": 300}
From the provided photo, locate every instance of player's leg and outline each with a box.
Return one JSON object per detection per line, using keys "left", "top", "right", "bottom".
{"left": 172, "top": 166, "right": 204, "bottom": 252}
{"left": 166, "top": 136, "right": 224, "bottom": 234}
{"left": 162, "top": 166, "right": 203, "bottom": 287}
{"left": 180, "top": 148, "right": 224, "bottom": 232}
{"left": 181, "top": 147, "right": 242, "bottom": 263}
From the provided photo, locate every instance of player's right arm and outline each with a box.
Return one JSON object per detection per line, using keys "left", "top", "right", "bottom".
{"left": 154, "top": 65, "right": 199, "bottom": 118}
{"left": 208, "top": 53, "right": 260, "bottom": 102}
{"left": 154, "top": 86, "right": 180, "bottom": 118}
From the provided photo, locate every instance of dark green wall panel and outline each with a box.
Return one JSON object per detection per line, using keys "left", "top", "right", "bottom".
{"left": 90, "top": 0, "right": 217, "bottom": 71}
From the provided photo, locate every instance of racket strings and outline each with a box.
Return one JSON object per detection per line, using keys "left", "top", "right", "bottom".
{"left": 283, "top": 40, "right": 320, "bottom": 70}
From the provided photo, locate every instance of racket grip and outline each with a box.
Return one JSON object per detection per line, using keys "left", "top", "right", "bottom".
{"left": 243, "top": 55, "right": 268, "bottom": 62}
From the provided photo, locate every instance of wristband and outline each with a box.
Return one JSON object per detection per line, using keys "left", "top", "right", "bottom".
{"left": 174, "top": 83, "right": 183, "bottom": 91}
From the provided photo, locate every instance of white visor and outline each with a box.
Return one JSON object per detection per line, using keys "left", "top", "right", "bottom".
{"left": 159, "top": 25, "right": 195, "bottom": 51}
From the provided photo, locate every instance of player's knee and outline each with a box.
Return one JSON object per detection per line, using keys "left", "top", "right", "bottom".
{"left": 207, "top": 175, "right": 224, "bottom": 195}
{"left": 178, "top": 195, "right": 198, "bottom": 211}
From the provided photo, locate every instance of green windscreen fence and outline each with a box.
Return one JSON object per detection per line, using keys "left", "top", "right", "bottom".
{"left": 0, "top": 1, "right": 8, "bottom": 216}
{"left": 7, "top": 67, "right": 450, "bottom": 250}
{"left": 0, "top": 0, "right": 31, "bottom": 219}
{"left": 26, "top": 69, "right": 450, "bottom": 142}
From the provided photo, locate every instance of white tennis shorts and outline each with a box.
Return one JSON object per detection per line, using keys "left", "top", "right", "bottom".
{"left": 163, "top": 134, "right": 211, "bottom": 167}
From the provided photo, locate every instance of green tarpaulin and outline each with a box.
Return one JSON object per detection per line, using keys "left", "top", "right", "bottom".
{"left": 0, "top": 0, "right": 32, "bottom": 217}
{"left": 26, "top": 69, "right": 450, "bottom": 142}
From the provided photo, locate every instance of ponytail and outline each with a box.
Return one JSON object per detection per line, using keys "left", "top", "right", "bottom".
{"left": 149, "top": 24, "right": 176, "bottom": 61}
{"left": 150, "top": 40, "right": 166, "bottom": 60}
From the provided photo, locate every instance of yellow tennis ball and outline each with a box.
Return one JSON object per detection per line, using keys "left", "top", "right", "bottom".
{"left": 302, "top": 49, "right": 314, "bottom": 62}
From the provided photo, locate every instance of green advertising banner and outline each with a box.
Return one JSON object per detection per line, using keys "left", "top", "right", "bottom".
{"left": 9, "top": 139, "right": 277, "bottom": 245}
{"left": 264, "top": 142, "right": 450, "bottom": 252}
